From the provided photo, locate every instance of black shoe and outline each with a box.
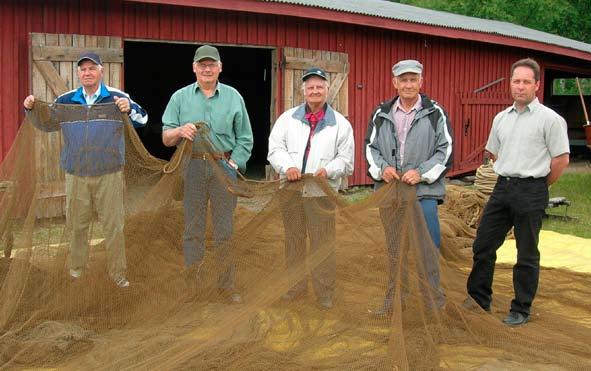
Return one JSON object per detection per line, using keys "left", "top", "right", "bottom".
{"left": 462, "top": 297, "right": 491, "bottom": 312}
{"left": 503, "top": 311, "right": 529, "bottom": 326}
{"left": 318, "top": 297, "right": 333, "bottom": 309}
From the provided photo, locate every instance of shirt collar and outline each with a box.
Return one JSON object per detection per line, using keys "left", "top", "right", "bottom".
{"left": 393, "top": 96, "right": 422, "bottom": 114}
{"left": 510, "top": 97, "right": 540, "bottom": 113}
{"left": 305, "top": 103, "right": 327, "bottom": 122}
{"left": 195, "top": 81, "right": 220, "bottom": 97}
{"left": 293, "top": 103, "right": 337, "bottom": 127}
{"left": 72, "top": 82, "right": 110, "bottom": 105}
{"left": 83, "top": 86, "right": 101, "bottom": 103}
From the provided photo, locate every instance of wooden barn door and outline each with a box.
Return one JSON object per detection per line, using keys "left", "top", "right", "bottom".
{"left": 30, "top": 32, "right": 123, "bottom": 218}
{"left": 282, "top": 47, "right": 349, "bottom": 117}
{"left": 277, "top": 47, "right": 349, "bottom": 186}
{"left": 454, "top": 92, "right": 513, "bottom": 175}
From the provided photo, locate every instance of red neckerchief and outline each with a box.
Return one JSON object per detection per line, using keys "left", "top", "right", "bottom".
{"left": 302, "top": 106, "right": 326, "bottom": 172}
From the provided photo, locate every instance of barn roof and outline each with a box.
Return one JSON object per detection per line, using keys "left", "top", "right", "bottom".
{"left": 125, "top": 0, "right": 591, "bottom": 60}
{"left": 266, "top": 0, "right": 591, "bottom": 54}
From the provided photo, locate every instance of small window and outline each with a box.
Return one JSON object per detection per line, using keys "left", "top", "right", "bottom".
{"left": 552, "top": 78, "right": 591, "bottom": 96}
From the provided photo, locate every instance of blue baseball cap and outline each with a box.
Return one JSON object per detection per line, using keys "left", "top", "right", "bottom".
{"left": 302, "top": 67, "right": 327, "bottom": 81}
{"left": 77, "top": 52, "right": 103, "bottom": 66}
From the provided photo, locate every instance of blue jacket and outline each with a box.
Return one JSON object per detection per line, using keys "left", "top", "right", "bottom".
{"left": 34, "top": 83, "right": 147, "bottom": 176}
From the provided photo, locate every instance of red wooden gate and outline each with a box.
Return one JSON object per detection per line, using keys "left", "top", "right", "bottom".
{"left": 451, "top": 92, "right": 513, "bottom": 175}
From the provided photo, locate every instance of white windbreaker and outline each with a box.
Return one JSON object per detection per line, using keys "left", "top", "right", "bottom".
{"left": 268, "top": 103, "right": 354, "bottom": 196}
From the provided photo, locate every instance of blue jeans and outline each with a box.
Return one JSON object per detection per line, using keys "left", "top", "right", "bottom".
{"left": 183, "top": 159, "right": 237, "bottom": 289}
{"left": 379, "top": 197, "right": 443, "bottom": 309}
{"left": 419, "top": 198, "right": 441, "bottom": 249}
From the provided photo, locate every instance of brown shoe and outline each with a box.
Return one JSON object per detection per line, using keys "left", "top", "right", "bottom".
{"left": 218, "top": 288, "right": 242, "bottom": 304}
{"left": 462, "top": 297, "right": 490, "bottom": 312}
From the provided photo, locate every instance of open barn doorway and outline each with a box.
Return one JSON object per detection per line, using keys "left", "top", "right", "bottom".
{"left": 124, "top": 41, "right": 273, "bottom": 178}
{"left": 544, "top": 69, "right": 591, "bottom": 159}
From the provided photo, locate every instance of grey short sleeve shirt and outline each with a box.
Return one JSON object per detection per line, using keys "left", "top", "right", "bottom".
{"left": 486, "top": 98, "right": 569, "bottom": 178}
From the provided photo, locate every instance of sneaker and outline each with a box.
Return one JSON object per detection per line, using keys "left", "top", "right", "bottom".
{"left": 217, "top": 288, "right": 242, "bottom": 304}
{"left": 69, "top": 269, "right": 82, "bottom": 279}
{"left": 371, "top": 303, "right": 393, "bottom": 317}
{"left": 318, "top": 297, "right": 333, "bottom": 310}
{"left": 113, "top": 275, "right": 130, "bottom": 288}
{"left": 503, "top": 311, "right": 529, "bottom": 326}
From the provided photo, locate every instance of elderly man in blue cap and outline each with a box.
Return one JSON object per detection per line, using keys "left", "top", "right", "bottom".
{"left": 23, "top": 51, "right": 148, "bottom": 288}
{"left": 365, "top": 59, "right": 453, "bottom": 315}
{"left": 268, "top": 67, "right": 354, "bottom": 309}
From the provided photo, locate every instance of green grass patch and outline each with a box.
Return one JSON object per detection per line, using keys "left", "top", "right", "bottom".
{"left": 543, "top": 172, "right": 591, "bottom": 239}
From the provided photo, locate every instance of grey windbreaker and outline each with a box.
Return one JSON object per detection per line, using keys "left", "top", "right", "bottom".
{"left": 364, "top": 94, "right": 453, "bottom": 202}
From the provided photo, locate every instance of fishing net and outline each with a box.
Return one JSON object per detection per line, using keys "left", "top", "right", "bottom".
{"left": 0, "top": 101, "right": 590, "bottom": 370}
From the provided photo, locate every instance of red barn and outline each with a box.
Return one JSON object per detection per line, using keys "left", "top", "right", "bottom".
{"left": 1, "top": 0, "right": 590, "bottom": 197}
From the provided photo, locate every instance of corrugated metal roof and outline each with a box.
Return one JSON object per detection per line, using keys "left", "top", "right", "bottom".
{"left": 265, "top": 0, "right": 591, "bottom": 53}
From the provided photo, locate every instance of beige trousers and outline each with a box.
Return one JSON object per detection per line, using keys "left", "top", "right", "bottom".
{"left": 65, "top": 171, "right": 126, "bottom": 277}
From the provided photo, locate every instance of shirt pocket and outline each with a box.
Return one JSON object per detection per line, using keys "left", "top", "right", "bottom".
{"left": 210, "top": 110, "right": 235, "bottom": 137}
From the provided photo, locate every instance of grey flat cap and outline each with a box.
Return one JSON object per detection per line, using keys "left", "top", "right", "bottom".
{"left": 392, "top": 60, "right": 423, "bottom": 76}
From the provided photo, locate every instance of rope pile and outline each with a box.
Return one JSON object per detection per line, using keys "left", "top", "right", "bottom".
{"left": 474, "top": 161, "right": 497, "bottom": 195}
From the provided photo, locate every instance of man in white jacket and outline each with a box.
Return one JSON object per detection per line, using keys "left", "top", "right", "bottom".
{"left": 268, "top": 67, "right": 354, "bottom": 309}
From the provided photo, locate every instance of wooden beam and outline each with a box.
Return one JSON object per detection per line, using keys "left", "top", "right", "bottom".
{"left": 33, "top": 60, "right": 69, "bottom": 97}
{"left": 32, "top": 45, "right": 124, "bottom": 63}
{"left": 327, "top": 71, "right": 347, "bottom": 105}
{"left": 284, "top": 56, "right": 346, "bottom": 73}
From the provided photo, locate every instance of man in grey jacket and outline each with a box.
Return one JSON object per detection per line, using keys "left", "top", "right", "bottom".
{"left": 365, "top": 59, "right": 453, "bottom": 315}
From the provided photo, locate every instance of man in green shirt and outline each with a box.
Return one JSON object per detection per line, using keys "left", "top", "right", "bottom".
{"left": 162, "top": 45, "right": 253, "bottom": 303}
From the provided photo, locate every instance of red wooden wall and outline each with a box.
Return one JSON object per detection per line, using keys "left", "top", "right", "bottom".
{"left": 1, "top": 0, "right": 590, "bottom": 184}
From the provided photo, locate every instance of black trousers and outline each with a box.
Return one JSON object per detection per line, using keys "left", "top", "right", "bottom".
{"left": 467, "top": 176, "right": 548, "bottom": 315}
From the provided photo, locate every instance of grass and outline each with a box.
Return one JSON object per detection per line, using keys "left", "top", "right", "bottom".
{"left": 543, "top": 172, "right": 591, "bottom": 239}
{"left": 341, "top": 171, "right": 591, "bottom": 239}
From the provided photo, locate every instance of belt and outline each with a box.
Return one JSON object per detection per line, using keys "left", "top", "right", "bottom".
{"left": 498, "top": 176, "right": 546, "bottom": 183}
{"left": 191, "top": 151, "right": 232, "bottom": 160}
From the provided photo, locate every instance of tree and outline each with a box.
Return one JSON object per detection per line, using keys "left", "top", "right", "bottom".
{"left": 398, "top": 0, "right": 591, "bottom": 44}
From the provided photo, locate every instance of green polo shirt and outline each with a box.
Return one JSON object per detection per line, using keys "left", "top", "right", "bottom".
{"left": 162, "top": 82, "right": 253, "bottom": 170}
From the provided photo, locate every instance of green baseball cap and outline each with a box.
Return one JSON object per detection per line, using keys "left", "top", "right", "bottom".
{"left": 194, "top": 45, "right": 221, "bottom": 62}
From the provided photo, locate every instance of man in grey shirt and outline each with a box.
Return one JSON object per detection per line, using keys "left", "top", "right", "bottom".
{"left": 466, "top": 58, "right": 570, "bottom": 326}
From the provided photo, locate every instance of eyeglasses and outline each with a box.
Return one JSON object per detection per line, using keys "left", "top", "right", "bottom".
{"left": 195, "top": 62, "right": 219, "bottom": 70}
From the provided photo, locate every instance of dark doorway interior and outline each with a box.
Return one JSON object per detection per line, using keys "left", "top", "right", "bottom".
{"left": 544, "top": 69, "right": 591, "bottom": 158}
{"left": 124, "top": 41, "right": 273, "bottom": 177}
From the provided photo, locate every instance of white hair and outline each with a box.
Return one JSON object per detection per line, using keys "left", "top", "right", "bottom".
{"left": 301, "top": 78, "right": 330, "bottom": 92}
{"left": 77, "top": 64, "right": 104, "bottom": 72}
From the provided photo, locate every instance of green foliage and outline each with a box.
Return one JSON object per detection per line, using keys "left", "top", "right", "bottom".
{"left": 552, "top": 78, "right": 591, "bottom": 96}
{"left": 544, "top": 171, "right": 591, "bottom": 238}
{"left": 399, "top": 0, "right": 591, "bottom": 44}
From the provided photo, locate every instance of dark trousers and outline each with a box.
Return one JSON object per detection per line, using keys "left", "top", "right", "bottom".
{"left": 183, "top": 159, "right": 237, "bottom": 289}
{"left": 467, "top": 176, "right": 548, "bottom": 315}
{"left": 279, "top": 191, "right": 336, "bottom": 301}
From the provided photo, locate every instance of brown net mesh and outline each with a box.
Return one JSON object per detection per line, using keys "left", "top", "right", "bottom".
{"left": 1, "top": 102, "right": 591, "bottom": 370}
